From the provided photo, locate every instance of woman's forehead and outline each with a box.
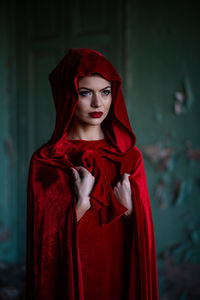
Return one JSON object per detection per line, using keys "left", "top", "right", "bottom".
{"left": 78, "top": 75, "right": 111, "bottom": 89}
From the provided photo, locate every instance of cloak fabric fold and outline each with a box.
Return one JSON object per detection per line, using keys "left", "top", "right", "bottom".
{"left": 25, "top": 48, "right": 159, "bottom": 300}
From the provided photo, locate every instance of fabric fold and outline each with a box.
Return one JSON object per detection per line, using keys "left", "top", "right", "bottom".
{"left": 99, "top": 186, "right": 128, "bottom": 226}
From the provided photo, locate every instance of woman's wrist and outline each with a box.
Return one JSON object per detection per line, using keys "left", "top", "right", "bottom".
{"left": 124, "top": 206, "right": 133, "bottom": 216}
{"left": 77, "top": 195, "right": 91, "bottom": 208}
{"left": 76, "top": 196, "right": 91, "bottom": 222}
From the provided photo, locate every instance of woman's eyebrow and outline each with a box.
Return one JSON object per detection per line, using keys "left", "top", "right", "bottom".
{"left": 78, "top": 86, "right": 111, "bottom": 91}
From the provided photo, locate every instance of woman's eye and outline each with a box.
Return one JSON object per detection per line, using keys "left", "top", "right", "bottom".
{"left": 102, "top": 90, "right": 111, "bottom": 96}
{"left": 79, "top": 91, "right": 90, "bottom": 96}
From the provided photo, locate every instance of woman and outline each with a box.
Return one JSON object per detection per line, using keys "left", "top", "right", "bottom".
{"left": 25, "top": 48, "right": 159, "bottom": 300}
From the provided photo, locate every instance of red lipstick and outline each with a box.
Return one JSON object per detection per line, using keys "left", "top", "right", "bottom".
{"left": 89, "top": 112, "right": 103, "bottom": 118}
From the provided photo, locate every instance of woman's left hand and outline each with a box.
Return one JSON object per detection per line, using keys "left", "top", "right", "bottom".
{"left": 113, "top": 173, "right": 133, "bottom": 217}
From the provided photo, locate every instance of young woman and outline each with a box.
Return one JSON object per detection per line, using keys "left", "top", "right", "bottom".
{"left": 25, "top": 48, "right": 159, "bottom": 300}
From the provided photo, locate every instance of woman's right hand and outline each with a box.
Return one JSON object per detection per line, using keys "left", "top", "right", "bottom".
{"left": 71, "top": 166, "right": 95, "bottom": 221}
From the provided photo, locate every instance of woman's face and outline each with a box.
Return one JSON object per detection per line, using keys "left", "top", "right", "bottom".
{"left": 73, "top": 75, "right": 112, "bottom": 127}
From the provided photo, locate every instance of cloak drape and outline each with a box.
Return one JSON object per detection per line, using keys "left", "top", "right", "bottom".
{"left": 25, "top": 48, "right": 159, "bottom": 300}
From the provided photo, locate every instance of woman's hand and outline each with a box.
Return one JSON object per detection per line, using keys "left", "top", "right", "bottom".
{"left": 113, "top": 173, "right": 133, "bottom": 217}
{"left": 71, "top": 166, "right": 95, "bottom": 222}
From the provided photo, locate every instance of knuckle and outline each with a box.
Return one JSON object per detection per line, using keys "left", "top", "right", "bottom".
{"left": 123, "top": 173, "right": 130, "bottom": 180}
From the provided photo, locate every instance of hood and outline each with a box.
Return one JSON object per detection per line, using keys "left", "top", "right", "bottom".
{"left": 45, "top": 48, "right": 136, "bottom": 156}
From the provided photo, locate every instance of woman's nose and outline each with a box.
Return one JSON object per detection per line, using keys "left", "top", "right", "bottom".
{"left": 91, "top": 93, "right": 102, "bottom": 107}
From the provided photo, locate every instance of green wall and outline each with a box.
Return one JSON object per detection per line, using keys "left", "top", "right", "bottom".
{"left": 128, "top": 1, "right": 200, "bottom": 298}
{"left": 0, "top": 1, "right": 18, "bottom": 263}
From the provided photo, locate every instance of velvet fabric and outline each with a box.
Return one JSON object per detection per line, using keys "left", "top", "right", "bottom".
{"left": 25, "top": 48, "right": 159, "bottom": 299}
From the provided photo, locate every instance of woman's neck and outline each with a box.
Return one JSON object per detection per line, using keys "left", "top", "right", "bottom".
{"left": 67, "top": 124, "right": 105, "bottom": 140}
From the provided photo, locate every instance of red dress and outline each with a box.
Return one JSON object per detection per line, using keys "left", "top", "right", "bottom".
{"left": 69, "top": 138, "right": 139, "bottom": 300}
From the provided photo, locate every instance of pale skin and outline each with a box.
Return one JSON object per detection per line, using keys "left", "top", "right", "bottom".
{"left": 68, "top": 75, "right": 133, "bottom": 222}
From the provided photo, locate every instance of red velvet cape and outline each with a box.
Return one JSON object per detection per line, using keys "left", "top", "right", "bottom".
{"left": 25, "top": 48, "right": 159, "bottom": 300}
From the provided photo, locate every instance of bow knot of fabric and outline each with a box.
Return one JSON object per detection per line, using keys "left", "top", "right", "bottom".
{"left": 68, "top": 147, "right": 128, "bottom": 226}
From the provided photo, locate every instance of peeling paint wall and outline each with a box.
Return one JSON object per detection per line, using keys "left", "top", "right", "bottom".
{"left": 127, "top": 1, "right": 200, "bottom": 298}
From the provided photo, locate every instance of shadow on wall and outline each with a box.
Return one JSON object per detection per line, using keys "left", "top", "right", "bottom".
{"left": 0, "top": 261, "right": 200, "bottom": 300}
{"left": 0, "top": 262, "right": 25, "bottom": 300}
{"left": 159, "top": 253, "right": 200, "bottom": 299}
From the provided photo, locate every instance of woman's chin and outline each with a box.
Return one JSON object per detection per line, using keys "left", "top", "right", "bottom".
{"left": 83, "top": 117, "right": 105, "bottom": 126}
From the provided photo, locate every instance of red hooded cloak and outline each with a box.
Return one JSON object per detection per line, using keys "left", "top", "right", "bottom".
{"left": 25, "top": 48, "right": 159, "bottom": 300}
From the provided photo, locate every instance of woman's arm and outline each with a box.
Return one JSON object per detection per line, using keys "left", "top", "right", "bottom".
{"left": 71, "top": 166, "right": 95, "bottom": 222}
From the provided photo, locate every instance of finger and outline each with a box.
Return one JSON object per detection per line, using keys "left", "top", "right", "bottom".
{"left": 71, "top": 168, "right": 80, "bottom": 182}
{"left": 122, "top": 173, "right": 130, "bottom": 180}
{"left": 121, "top": 173, "right": 130, "bottom": 183}
{"left": 114, "top": 183, "right": 121, "bottom": 192}
{"left": 116, "top": 181, "right": 121, "bottom": 187}
{"left": 122, "top": 174, "right": 131, "bottom": 190}
{"left": 113, "top": 186, "right": 118, "bottom": 194}
{"left": 76, "top": 166, "right": 89, "bottom": 174}
{"left": 76, "top": 166, "right": 91, "bottom": 178}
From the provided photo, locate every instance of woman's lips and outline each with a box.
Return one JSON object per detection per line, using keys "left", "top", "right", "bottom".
{"left": 88, "top": 112, "right": 103, "bottom": 118}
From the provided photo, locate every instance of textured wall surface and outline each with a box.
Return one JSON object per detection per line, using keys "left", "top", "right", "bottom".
{"left": 127, "top": 1, "right": 200, "bottom": 299}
